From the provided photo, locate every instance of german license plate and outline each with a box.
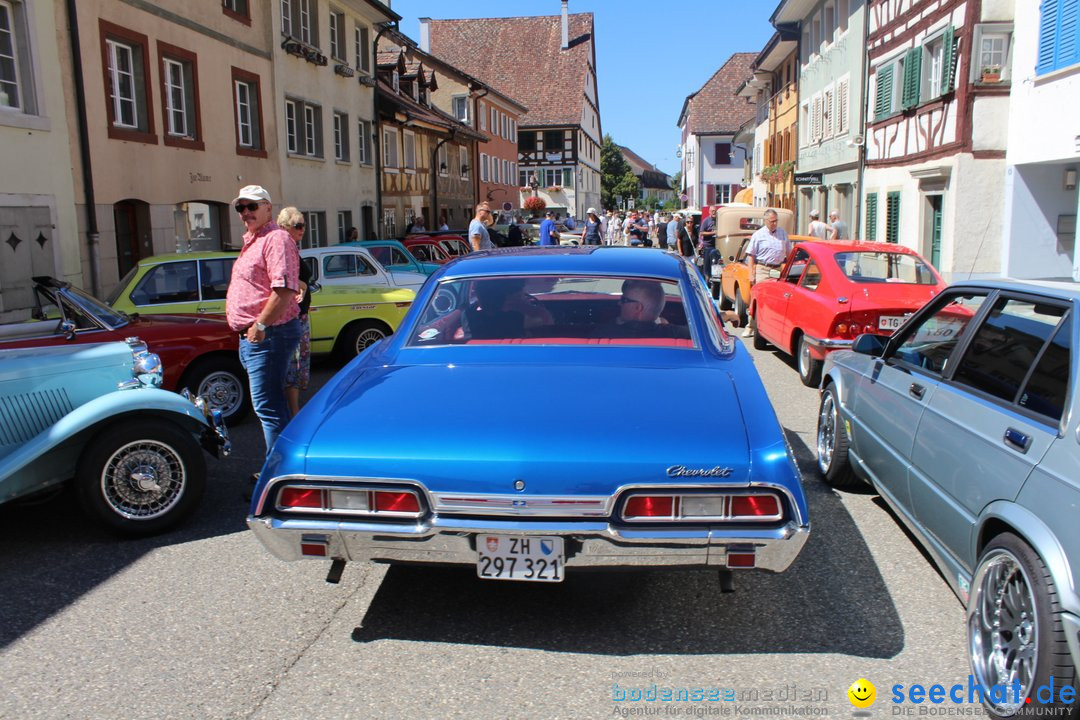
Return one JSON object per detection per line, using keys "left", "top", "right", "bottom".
{"left": 879, "top": 315, "right": 907, "bottom": 331}
{"left": 476, "top": 535, "right": 564, "bottom": 582}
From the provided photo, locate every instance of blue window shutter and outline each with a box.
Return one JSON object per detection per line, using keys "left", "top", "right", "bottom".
{"left": 1038, "top": 0, "right": 1059, "bottom": 74}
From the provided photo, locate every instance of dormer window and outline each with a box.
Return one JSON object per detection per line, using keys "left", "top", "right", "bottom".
{"left": 392, "top": 71, "right": 399, "bottom": 92}
{"left": 411, "top": 81, "right": 418, "bottom": 102}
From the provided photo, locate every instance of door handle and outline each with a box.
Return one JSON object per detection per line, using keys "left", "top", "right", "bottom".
{"left": 783, "top": 292, "right": 791, "bottom": 299}
{"left": 1004, "top": 428, "right": 1032, "bottom": 453}
{"left": 909, "top": 383, "right": 925, "bottom": 400}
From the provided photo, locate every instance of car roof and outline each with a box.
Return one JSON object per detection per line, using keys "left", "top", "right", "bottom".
{"left": 439, "top": 246, "right": 686, "bottom": 280}
{"left": 136, "top": 251, "right": 238, "bottom": 266}
{"left": 950, "top": 277, "right": 1080, "bottom": 301}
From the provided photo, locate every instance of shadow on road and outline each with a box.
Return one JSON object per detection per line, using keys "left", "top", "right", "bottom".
{"left": 350, "top": 430, "right": 904, "bottom": 658}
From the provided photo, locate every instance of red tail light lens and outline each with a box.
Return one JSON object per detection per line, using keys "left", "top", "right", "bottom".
{"left": 279, "top": 487, "right": 325, "bottom": 509}
{"left": 373, "top": 490, "right": 421, "bottom": 513}
{"left": 730, "top": 494, "right": 781, "bottom": 518}
{"left": 727, "top": 552, "right": 756, "bottom": 568}
{"left": 624, "top": 496, "right": 676, "bottom": 519}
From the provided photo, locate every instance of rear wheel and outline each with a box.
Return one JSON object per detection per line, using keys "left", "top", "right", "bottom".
{"left": 719, "top": 288, "right": 733, "bottom": 311}
{"left": 181, "top": 357, "right": 250, "bottom": 425}
{"left": 338, "top": 320, "right": 391, "bottom": 360}
{"left": 76, "top": 419, "right": 206, "bottom": 536}
{"left": 734, "top": 286, "right": 748, "bottom": 327}
{"left": 968, "top": 533, "right": 1078, "bottom": 718}
{"left": 797, "top": 334, "right": 823, "bottom": 387}
{"left": 816, "top": 385, "right": 859, "bottom": 489}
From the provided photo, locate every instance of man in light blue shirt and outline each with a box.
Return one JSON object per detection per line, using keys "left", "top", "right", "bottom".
{"left": 666, "top": 213, "right": 680, "bottom": 250}
{"left": 538, "top": 211, "right": 558, "bottom": 246}
{"left": 469, "top": 202, "right": 495, "bottom": 251}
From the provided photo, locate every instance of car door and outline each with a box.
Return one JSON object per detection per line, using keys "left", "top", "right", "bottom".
{"left": 127, "top": 260, "right": 201, "bottom": 314}
{"left": 196, "top": 258, "right": 234, "bottom": 314}
{"left": 908, "top": 292, "right": 1069, "bottom": 568}
{"left": 851, "top": 289, "right": 992, "bottom": 513}
{"left": 757, "top": 248, "right": 809, "bottom": 345}
{"left": 781, "top": 250, "right": 827, "bottom": 352}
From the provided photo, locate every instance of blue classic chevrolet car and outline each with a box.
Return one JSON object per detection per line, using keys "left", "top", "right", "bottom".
{"left": 247, "top": 247, "right": 809, "bottom": 587}
{"left": 816, "top": 279, "right": 1078, "bottom": 716}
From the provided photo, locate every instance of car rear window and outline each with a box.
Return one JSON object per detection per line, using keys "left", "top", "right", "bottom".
{"left": 833, "top": 251, "right": 937, "bottom": 284}
{"left": 407, "top": 275, "right": 695, "bottom": 348}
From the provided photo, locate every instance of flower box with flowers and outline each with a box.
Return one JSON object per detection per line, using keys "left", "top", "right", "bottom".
{"left": 545, "top": 186, "right": 563, "bottom": 193}
{"left": 519, "top": 187, "right": 531, "bottom": 193}
{"left": 980, "top": 66, "right": 1002, "bottom": 83}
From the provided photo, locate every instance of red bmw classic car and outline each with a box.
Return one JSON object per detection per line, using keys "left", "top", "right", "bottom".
{"left": 0, "top": 277, "right": 249, "bottom": 423}
{"left": 749, "top": 241, "right": 946, "bottom": 386}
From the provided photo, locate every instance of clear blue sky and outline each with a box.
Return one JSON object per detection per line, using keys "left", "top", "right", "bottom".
{"left": 389, "top": 0, "right": 776, "bottom": 176}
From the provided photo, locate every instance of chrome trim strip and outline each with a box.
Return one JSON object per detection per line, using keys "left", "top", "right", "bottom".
{"left": 432, "top": 492, "right": 613, "bottom": 517}
{"left": 802, "top": 334, "right": 853, "bottom": 351}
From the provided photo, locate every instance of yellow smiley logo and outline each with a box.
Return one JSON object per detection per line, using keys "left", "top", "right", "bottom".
{"left": 847, "top": 679, "right": 876, "bottom": 708}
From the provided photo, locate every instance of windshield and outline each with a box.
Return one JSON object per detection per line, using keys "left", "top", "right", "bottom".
{"left": 65, "top": 284, "right": 130, "bottom": 326}
{"left": 833, "top": 251, "right": 938, "bottom": 285}
{"left": 408, "top": 275, "right": 696, "bottom": 348}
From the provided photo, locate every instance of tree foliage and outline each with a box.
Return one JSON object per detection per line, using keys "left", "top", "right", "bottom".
{"left": 601, "top": 134, "right": 640, "bottom": 210}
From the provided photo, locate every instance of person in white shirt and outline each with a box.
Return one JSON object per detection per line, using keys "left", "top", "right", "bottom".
{"left": 806, "top": 209, "right": 830, "bottom": 240}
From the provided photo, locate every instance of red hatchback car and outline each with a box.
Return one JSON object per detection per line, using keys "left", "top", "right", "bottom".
{"left": 749, "top": 241, "right": 946, "bottom": 386}
{"left": 0, "top": 277, "right": 249, "bottom": 423}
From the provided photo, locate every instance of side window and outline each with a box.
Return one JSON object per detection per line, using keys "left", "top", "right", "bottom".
{"left": 198, "top": 259, "right": 234, "bottom": 300}
{"left": 368, "top": 246, "right": 391, "bottom": 266}
{"left": 390, "top": 247, "right": 410, "bottom": 266}
{"left": 735, "top": 238, "right": 751, "bottom": 262}
{"left": 800, "top": 262, "right": 821, "bottom": 291}
{"left": 892, "top": 291, "right": 989, "bottom": 374}
{"left": 130, "top": 261, "right": 197, "bottom": 305}
{"left": 411, "top": 245, "right": 433, "bottom": 261}
{"left": 353, "top": 254, "right": 377, "bottom": 276}
{"left": 302, "top": 256, "right": 318, "bottom": 282}
{"left": 785, "top": 248, "right": 810, "bottom": 283}
{"left": 952, "top": 298, "right": 1067, "bottom": 411}
{"left": 1019, "top": 315, "right": 1071, "bottom": 422}
{"left": 323, "top": 254, "right": 357, "bottom": 278}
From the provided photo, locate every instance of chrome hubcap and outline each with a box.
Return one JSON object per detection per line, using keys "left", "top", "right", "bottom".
{"left": 100, "top": 440, "right": 185, "bottom": 520}
{"left": 198, "top": 371, "right": 243, "bottom": 417}
{"left": 817, "top": 394, "right": 836, "bottom": 472}
{"left": 354, "top": 329, "right": 386, "bottom": 355}
{"left": 968, "top": 549, "right": 1037, "bottom": 714}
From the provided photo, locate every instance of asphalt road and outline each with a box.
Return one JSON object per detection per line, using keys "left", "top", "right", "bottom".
{"left": 0, "top": 340, "right": 971, "bottom": 720}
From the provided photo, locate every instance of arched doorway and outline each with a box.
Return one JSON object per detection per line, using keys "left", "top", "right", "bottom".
{"left": 114, "top": 199, "right": 152, "bottom": 278}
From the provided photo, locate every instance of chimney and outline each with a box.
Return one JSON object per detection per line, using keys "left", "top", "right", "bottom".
{"left": 561, "top": 0, "right": 568, "bottom": 50}
{"left": 418, "top": 17, "right": 430, "bottom": 52}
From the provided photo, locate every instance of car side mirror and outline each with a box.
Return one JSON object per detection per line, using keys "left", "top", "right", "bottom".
{"left": 59, "top": 319, "right": 76, "bottom": 340}
{"left": 768, "top": 269, "right": 781, "bottom": 280}
{"left": 852, "top": 333, "right": 887, "bottom": 357}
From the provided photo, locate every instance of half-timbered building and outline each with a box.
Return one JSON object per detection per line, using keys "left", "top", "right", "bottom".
{"left": 864, "top": 0, "right": 1013, "bottom": 278}
{"left": 422, "top": 1, "right": 602, "bottom": 219}
{"left": 374, "top": 46, "right": 486, "bottom": 237}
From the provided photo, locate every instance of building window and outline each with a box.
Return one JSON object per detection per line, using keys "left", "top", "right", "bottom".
{"left": 460, "top": 146, "right": 468, "bottom": 178}
{"left": 451, "top": 94, "right": 468, "bottom": 122}
{"left": 544, "top": 130, "right": 562, "bottom": 152}
{"left": 865, "top": 192, "right": 878, "bottom": 241}
{"left": 503, "top": 159, "right": 510, "bottom": 185}
{"left": 302, "top": 210, "right": 325, "bottom": 248}
{"left": 438, "top": 143, "right": 448, "bottom": 175}
{"left": 355, "top": 26, "right": 370, "bottom": 73}
{"left": 100, "top": 21, "right": 155, "bottom": 142}
{"left": 0, "top": 0, "right": 34, "bottom": 112}
{"left": 383, "top": 127, "right": 399, "bottom": 168}
{"left": 886, "top": 191, "right": 901, "bottom": 244}
{"left": 873, "top": 58, "right": 903, "bottom": 121}
{"left": 158, "top": 42, "right": 202, "bottom": 150}
{"left": 478, "top": 100, "right": 486, "bottom": 130}
{"left": 402, "top": 130, "right": 415, "bottom": 170}
{"left": 822, "top": 85, "right": 834, "bottom": 138}
{"left": 231, "top": 67, "right": 265, "bottom": 157}
{"left": 282, "top": 0, "right": 317, "bottom": 46}
{"left": 391, "top": 71, "right": 399, "bottom": 93}
{"left": 222, "top": 0, "right": 250, "bottom": 24}
{"left": 811, "top": 93, "right": 823, "bottom": 141}
{"left": 714, "top": 143, "right": 731, "bottom": 165}
{"left": 1037, "top": 1, "right": 1080, "bottom": 75}
{"left": 285, "top": 99, "right": 297, "bottom": 153}
{"left": 383, "top": 208, "right": 396, "bottom": 237}
{"left": 337, "top": 210, "right": 352, "bottom": 243}
{"left": 357, "top": 118, "right": 370, "bottom": 164}
{"left": 329, "top": 9, "right": 344, "bottom": 61}
{"left": 480, "top": 153, "right": 489, "bottom": 182}
{"left": 835, "top": 76, "right": 849, "bottom": 135}
{"left": 333, "top": 111, "right": 348, "bottom": 161}
{"left": 972, "top": 24, "right": 1013, "bottom": 82}
{"left": 303, "top": 103, "right": 318, "bottom": 155}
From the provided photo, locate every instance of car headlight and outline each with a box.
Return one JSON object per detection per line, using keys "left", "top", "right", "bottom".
{"left": 121, "top": 337, "right": 163, "bottom": 388}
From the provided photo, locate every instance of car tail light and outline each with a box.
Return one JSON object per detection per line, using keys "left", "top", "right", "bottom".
{"left": 277, "top": 485, "right": 423, "bottom": 518}
{"left": 727, "top": 552, "right": 756, "bottom": 568}
{"left": 374, "top": 490, "right": 421, "bottom": 513}
{"left": 624, "top": 495, "right": 676, "bottom": 519}
{"left": 280, "top": 487, "right": 325, "bottom": 509}
{"left": 621, "top": 492, "right": 783, "bottom": 523}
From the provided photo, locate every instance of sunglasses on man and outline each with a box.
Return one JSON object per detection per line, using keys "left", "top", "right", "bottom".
{"left": 234, "top": 202, "right": 262, "bottom": 213}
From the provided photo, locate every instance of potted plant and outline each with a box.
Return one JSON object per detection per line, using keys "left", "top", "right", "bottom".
{"left": 523, "top": 196, "right": 546, "bottom": 214}
{"left": 981, "top": 65, "right": 1002, "bottom": 83}
{"left": 546, "top": 185, "right": 563, "bottom": 193}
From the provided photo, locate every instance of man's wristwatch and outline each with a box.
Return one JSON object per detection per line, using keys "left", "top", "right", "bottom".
{"left": 254, "top": 321, "right": 267, "bottom": 332}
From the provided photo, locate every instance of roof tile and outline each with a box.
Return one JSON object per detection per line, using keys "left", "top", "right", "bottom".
{"left": 683, "top": 53, "right": 757, "bottom": 135}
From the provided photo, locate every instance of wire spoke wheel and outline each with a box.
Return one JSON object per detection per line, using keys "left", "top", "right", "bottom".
{"left": 100, "top": 439, "right": 187, "bottom": 520}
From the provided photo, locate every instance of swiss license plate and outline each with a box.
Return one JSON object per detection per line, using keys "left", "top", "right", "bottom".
{"left": 879, "top": 315, "right": 908, "bottom": 331}
{"left": 476, "top": 535, "right": 564, "bottom": 582}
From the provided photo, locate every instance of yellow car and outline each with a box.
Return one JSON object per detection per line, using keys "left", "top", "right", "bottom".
{"left": 108, "top": 252, "right": 415, "bottom": 359}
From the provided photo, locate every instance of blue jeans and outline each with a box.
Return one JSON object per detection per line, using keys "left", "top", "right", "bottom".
{"left": 239, "top": 318, "right": 301, "bottom": 455}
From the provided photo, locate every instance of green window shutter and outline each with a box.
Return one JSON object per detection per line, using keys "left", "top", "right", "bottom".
{"left": 866, "top": 193, "right": 878, "bottom": 241}
{"left": 902, "top": 47, "right": 923, "bottom": 109}
{"left": 940, "top": 26, "right": 957, "bottom": 93}
{"left": 886, "top": 191, "right": 901, "bottom": 243}
{"left": 874, "top": 65, "right": 894, "bottom": 120}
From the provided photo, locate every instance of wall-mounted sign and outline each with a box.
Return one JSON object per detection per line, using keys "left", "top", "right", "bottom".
{"left": 793, "top": 173, "right": 823, "bottom": 186}
{"left": 502, "top": 202, "right": 513, "bottom": 211}
{"left": 545, "top": 153, "right": 562, "bottom": 162}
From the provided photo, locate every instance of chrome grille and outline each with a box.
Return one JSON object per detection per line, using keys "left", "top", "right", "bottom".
{"left": 0, "top": 389, "right": 73, "bottom": 448}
